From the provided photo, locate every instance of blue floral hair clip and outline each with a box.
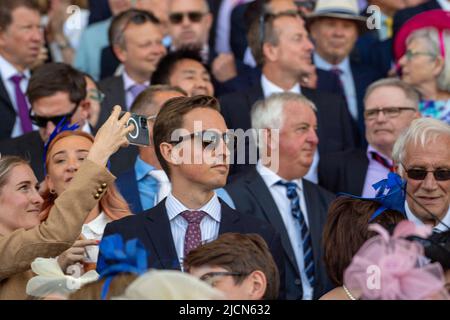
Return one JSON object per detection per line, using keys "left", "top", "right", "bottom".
{"left": 43, "top": 117, "right": 79, "bottom": 175}
{"left": 96, "top": 234, "right": 148, "bottom": 300}
{"left": 338, "top": 172, "right": 407, "bottom": 222}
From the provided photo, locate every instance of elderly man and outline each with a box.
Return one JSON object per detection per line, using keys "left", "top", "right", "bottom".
{"left": 392, "top": 118, "right": 450, "bottom": 232}
{"left": 224, "top": 92, "right": 335, "bottom": 300}
{"left": 319, "top": 78, "right": 421, "bottom": 196}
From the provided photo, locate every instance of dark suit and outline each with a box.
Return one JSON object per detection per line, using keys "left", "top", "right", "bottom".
{"left": 0, "top": 78, "right": 16, "bottom": 141}
{"left": 219, "top": 81, "right": 357, "bottom": 177}
{"left": 393, "top": 0, "right": 441, "bottom": 36}
{"left": 101, "top": 198, "right": 286, "bottom": 298}
{"left": 225, "top": 168, "right": 335, "bottom": 299}
{"left": 99, "top": 46, "right": 120, "bottom": 80}
{"left": 0, "top": 130, "right": 138, "bottom": 181}
{"left": 318, "top": 148, "right": 368, "bottom": 196}
{"left": 97, "top": 76, "right": 126, "bottom": 130}
{"left": 116, "top": 168, "right": 143, "bottom": 214}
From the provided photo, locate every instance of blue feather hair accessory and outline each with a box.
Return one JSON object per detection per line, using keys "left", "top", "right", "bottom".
{"left": 338, "top": 172, "right": 407, "bottom": 222}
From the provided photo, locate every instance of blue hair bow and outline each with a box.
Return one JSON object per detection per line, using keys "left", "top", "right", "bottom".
{"left": 338, "top": 172, "right": 407, "bottom": 222}
{"left": 96, "top": 234, "right": 148, "bottom": 300}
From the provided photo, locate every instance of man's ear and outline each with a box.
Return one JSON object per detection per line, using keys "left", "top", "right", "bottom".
{"left": 246, "top": 270, "right": 267, "bottom": 300}
{"left": 262, "top": 42, "right": 279, "bottom": 63}
{"left": 204, "top": 13, "right": 213, "bottom": 31}
{"left": 112, "top": 44, "right": 127, "bottom": 63}
{"left": 160, "top": 141, "right": 183, "bottom": 167}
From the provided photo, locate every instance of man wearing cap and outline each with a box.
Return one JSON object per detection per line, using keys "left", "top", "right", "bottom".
{"left": 307, "top": 0, "right": 382, "bottom": 142}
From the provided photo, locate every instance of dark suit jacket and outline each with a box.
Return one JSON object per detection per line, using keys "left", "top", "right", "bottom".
{"left": 0, "top": 78, "right": 16, "bottom": 142}
{"left": 219, "top": 81, "right": 357, "bottom": 177}
{"left": 116, "top": 168, "right": 143, "bottom": 214}
{"left": 97, "top": 76, "right": 126, "bottom": 130}
{"left": 318, "top": 148, "right": 369, "bottom": 196}
{"left": 101, "top": 198, "right": 286, "bottom": 298}
{"left": 225, "top": 168, "right": 335, "bottom": 300}
{"left": 0, "top": 130, "right": 138, "bottom": 181}
{"left": 393, "top": 0, "right": 441, "bottom": 36}
{"left": 100, "top": 46, "right": 120, "bottom": 80}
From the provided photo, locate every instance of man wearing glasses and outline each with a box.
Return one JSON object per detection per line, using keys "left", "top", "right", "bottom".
{"left": 392, "top": 117, "right": 450, "bottom": 233}
{"left": 319, "top": 78, "right": 420, "bottom": 197}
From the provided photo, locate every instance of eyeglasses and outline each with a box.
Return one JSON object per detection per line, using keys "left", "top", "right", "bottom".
{"left": 363, "top": 107, "right": 416, "bottom": 120}
{"left": 295, "top": 0, "right": 316, "bottom": 12}
{"left": 169, "top": 11, "right": 206, "bottom": 24}
{"left": 170, "top": 130, "right": 235, "bottom": 149}
{"left": 401, "top": 164, "right": 450, "bottom": 181}
{"left": 199, "top": 272, "right": 250, "bottom": 286}
{"left": 88, "top": 88, "right": 105, "bottom": 103}
{"left": 29, "top": 104, "right": 80, "bottom": 128}
{"left": 404, "top": 49, "right": 436, "bottom": 61}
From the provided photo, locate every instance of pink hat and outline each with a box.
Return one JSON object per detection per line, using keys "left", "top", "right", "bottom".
{"left": 394, "top": 9, "right": 450, "bottom": 62}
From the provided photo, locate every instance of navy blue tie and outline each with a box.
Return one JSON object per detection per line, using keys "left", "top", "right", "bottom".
{"left": 277, "top": 180, "right": 315, "bottom": 287}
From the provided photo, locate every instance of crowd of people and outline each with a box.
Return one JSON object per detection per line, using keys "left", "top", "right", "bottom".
{"left": 0, "top": 0, "right": 449, "bottom": 300}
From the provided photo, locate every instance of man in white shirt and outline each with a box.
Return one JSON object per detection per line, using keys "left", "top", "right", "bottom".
{"left": 392, "top": 117, "right": 450, "bottom": 233}
{"left": 0, "top": 0, "right": 44, "bottom": 140}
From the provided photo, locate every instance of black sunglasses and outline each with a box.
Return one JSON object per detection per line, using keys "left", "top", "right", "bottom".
{"left": 29, "top": 104, "right": 80, "bottom": 128}
{"left": 170, "top": 130, "right": 235, "bottom": 149}
{"left": 401, "top": 164, "right": 450, "bottom": 181}
{"left": 169, "top": 11, "right": 205, "bottom": 24}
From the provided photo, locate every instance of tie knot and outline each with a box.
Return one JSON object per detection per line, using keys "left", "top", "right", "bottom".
{"left": 10, "top": 74, "right": 24, "bottom": 85}
{"left": 330, "top": 67, "right": 343, "bottom": 76}
{"left": 129, "top": 83, "right": 147, "bottom": 99}
{"left": 181, "top": 210, "right": 207, "bottom": 224}
{"left": 276, "top": 180, "right": 298, "bottom": 199}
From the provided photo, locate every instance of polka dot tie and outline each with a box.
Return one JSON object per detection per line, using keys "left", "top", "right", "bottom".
{"left": 181, "top": 210, "right": 207, "bottom": 257}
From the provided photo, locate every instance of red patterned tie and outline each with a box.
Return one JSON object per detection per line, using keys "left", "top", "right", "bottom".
{"left": 181, "top": 210, "right": 207, "bottom": 257}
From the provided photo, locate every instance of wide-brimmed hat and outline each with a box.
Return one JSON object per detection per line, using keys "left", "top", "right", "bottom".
{"left": 305, "top": 0, "right": 367, "bottom": 31}
{"left": 393, "top": 9, "right": 450, "bottom": 62}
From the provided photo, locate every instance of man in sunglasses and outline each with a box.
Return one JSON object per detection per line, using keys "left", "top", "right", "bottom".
{"left": 392, "top": 117, "right": 450, "bottom": 233}
{"left": 101, "top": 95, "right": 286, "bottom": 298}
{"left": 319, "top": 78, "right": 421, "bottom": 197}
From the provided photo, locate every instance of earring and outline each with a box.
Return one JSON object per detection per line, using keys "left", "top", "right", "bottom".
{"left": 50, "top": 189, "right": 56, "bottom": 195}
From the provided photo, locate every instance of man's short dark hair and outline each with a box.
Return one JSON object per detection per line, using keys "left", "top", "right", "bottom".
{"left": 26, "top": 62, "right": 86, "bottom": 106}
{"left": 130, "top": 85, "right": 187, "bottom": 116}
{"left": 152, "top": 95, "right": 220, "bottom": 178}
{"left": 0, "top": 0, "right": 40, "bottom": 31}
{"left": 184, "top": 232, "right": 280, "bottom": 300}
{"left": 151, "top": 49, "right": 207, "bottom": 85}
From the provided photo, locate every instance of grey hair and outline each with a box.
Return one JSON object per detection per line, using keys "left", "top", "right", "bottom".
{"left": 407, "top": 28, "right": 450, "bottom": 92}
{"left": 364, "top": 78, "right": 421, "bottom": 108}
{"left": 392, "top": 118, "right": 450, "bottom": 171}
{"left": 251, "top": 92, "right": 317, "bottom": 148}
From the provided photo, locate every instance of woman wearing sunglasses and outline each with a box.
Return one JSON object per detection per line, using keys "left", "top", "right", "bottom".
{"left": 0, "top": 106, "right": 134, "bottom": 299}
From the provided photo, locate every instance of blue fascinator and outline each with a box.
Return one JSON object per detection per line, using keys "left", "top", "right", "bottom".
{"left": 338, "top": 172, "right": 407, "bottom": 222}
{"left": 96, "top": 234, "right": 148, "bottom": 300}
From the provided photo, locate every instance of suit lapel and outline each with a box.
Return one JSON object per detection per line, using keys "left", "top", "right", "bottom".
{"left": 0, "top": 78, "right": 13, "bottom": 110}
{"left": 346, "top": 150, "right": 369, "bottom": 195}
{"left": 245, "top": 170, "right": 300, "bottom": 275}
{"left": 143, "top": 200, "right": 180, "bottom": 270}
{"left": 218, "top": 202, "right": 240, "bottom": 234}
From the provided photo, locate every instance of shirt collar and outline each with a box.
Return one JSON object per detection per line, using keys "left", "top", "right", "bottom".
{"left": 314, "top": 52, "right": 351, "bottom": 74}
{"left": 0, "top": 54, "right": 30, "bottom": 81}
{"left": 256, "top": 160, "right": 304, "bottom": 191}
{"left": 165, "top": 192, "right": 221, "bottom": 223}
{"left": 134, "top": 155, "right": 156, "bottom": 181}
{"left": 122, "top": 70, "right": 149, "bottom": 91}
{"left": 405, "top": 201, "right": 450, "bottom": 233}
{"left": 260, "top": 74, "right": 301, "bottom": 98}
{"left": 82, "top": 212, "right": 112, "bottom": 237}
{"left": 366, "top": 144, "right": 393, "bottom": 164}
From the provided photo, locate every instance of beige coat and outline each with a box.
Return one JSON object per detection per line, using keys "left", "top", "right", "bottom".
{"left": 0, "top": 160, "right": 115, "bottom": 299}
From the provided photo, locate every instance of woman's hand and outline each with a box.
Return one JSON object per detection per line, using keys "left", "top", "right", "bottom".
{"left": 57, "top": 239, "right": 99, "bottom": 273}
{"left": 87, "top": 105, "right": 134, "bottom": 167}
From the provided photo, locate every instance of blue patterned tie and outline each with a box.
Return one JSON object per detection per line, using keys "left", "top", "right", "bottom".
{"left": 277, "top": 180, "right": 315, "bottom": 287}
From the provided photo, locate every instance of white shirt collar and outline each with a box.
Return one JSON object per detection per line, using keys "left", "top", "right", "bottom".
{"left": 0, "top": 54, "right": 30, "bottom": 82}
{"left": 314, "top": 52, "right": 351, "bottom": 75}
{"left": 122, "top": 70, "right": 149, "bottom": 91}
{"left": 256, "top": 160, "right": 304, "bottom": 191}
{"left": 405, "top": 201, "right": 450, "bottom": 232}
{"left": 260, "top": 74, "right": 301, "bottom": 98}
{"left": 81, "top": 212, "right": 112, "bottom": 238}
{"left": 165, "top": 192, "right": 221, "bottom": 223}
{"left": 366, "top": 144, "right": 392, "bottom": 163}
{"left": 437, "top": 0, "right": 450, "bottom": 11}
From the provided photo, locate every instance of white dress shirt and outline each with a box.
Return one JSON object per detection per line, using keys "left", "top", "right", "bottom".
{"left": 0, "top": 54, "right": 34, "bottom": 138}
{"left": 81, "top": 212, "right": 112, "bottom": 262}
{"left": 437, "top": 0, "right": 450, "bottom": 11}
{"left": 260, "top": 74, "right": 319, "bottom": 184}
{"left": 405, "top": 201, "right": 450, "bottom": 233}
{"left": 256, "top": 160, "right": 313, "bottom": 300}
{"left": 165, "top": 192, "right": 221, "bottom": 267}
{"left": 314, "top": 53, "right": 358, "bottom": 121}
{"left": 122, "top": 71, "right": 149, "bottom": 110}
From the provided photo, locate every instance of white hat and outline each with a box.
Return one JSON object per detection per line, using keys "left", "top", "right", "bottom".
{"left": 306, "top": 0, "right": 367, "bottom": 25}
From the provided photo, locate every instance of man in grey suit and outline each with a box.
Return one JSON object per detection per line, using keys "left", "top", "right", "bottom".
{"left": 97, "top": 9, "right": 167, "bottom": 129}
{"left": 224, "top": 92, "right": 334, "bottom": 300}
